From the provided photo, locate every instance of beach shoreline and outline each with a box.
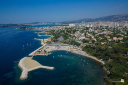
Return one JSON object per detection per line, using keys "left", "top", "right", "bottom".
{"left": 18, "top": 31, "right": 105, "bottom": 80}
{"left": 32, "top": 42, "right": 105, "bottom": 65}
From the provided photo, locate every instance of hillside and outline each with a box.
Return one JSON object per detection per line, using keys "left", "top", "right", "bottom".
{"left": 95, "top": 14, "right": 128, "bottom": 22}
{"left": 62, "top": 14, "right": 128, "bottom": 24}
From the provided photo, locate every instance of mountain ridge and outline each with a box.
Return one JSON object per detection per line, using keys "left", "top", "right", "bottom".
{"left": 61, "top": 14, "right": 128, "bottom": 24}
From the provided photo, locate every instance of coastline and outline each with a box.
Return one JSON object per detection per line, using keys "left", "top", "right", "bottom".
{"left": 70, "top": 51, "right": 105, "bottom": 65}
{"left": 18, "top": 31, "right": 105, "bottom": 80}
{"left": 32, "top": 42, "right": 105, "bottom": 65}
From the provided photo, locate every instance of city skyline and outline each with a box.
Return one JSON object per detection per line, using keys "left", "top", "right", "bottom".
{"left": 0, "top": 0, "right": 128, "bottom": 24}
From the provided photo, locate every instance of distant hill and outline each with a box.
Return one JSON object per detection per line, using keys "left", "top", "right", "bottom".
{"left": 0, "top": 24, "right": 32, "bottom": 28}
{"left": 94, "top": 14, "right": 128, "bottom": 22}
{"left": 62, "top": 14, "right": 128, "bottom": 23}
{"left": 1, "top": 14, "right": 128, "bottom": 27}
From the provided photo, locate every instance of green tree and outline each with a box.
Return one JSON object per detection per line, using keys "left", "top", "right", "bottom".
{"left": 82, "top": 39, "right": 89, "bottom": 43}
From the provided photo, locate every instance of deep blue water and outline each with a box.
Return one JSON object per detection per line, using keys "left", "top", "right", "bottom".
{"left": 0, "top": 25, "right": 105, "bottom": 85}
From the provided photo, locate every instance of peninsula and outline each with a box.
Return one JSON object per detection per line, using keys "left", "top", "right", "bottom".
{"left": 18, "top": 57, "right": 54, "bottom": 80}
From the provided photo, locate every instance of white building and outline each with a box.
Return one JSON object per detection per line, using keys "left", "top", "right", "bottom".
{"left": 69, "top": 24, "right": 76, "bottom": 27}
{"left": 79, "top": 36, "right": 85, "bottom": 40}
{"left": 89, "top": 28, "right": 92, "bottom": 32}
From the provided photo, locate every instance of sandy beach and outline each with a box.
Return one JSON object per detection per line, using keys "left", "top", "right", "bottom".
{"left": 33, "top": 42, "right": 105, "bottom": 65}
{"left": 18, "top": 57, "right": 54, "bottom": 80}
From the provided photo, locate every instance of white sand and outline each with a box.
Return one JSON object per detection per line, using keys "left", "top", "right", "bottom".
{"left": 18, "top": 57, "right": 54, "bottom": 80}
{"left": 41, "top": 43, "right": 105, "bottom": 64}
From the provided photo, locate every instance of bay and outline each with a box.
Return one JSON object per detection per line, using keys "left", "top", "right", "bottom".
{"left": 0, "top": 25, "right": 105, "bottom": 85}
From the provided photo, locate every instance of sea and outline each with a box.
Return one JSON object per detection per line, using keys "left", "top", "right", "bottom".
{"left": 0, "top": 25, "right": 105, "bottom": 85}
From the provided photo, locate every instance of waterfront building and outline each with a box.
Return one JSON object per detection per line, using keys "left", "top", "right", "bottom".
{"left": 69, "top": 24, "right": 76, "bottom": 27}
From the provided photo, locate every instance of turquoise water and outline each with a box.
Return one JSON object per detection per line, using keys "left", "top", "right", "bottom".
{"left": 38, "top": 36, "right": 51, "bottom": 39}
{"left": 38, "top": 33, "right": 48, "bottom": 35}
{"left": 0, "top": 25, "right": 105, "bottom": 85}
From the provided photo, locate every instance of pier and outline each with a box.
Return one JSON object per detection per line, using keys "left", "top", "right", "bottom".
{"left": 34, "top": 38, "right": 50, "bottom": 45}
{"left": 34, "top": 31, "right": 47, "bottom": 33}
{"left": 29, "top": 44, "right": 46, "bottom": 56}
{"left": 38, "top": 34, "right": 52, "bottom": 37}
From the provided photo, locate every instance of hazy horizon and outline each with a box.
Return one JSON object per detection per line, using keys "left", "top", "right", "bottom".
{"left": 0, "top": 0, "right": 128, "bottom": 24}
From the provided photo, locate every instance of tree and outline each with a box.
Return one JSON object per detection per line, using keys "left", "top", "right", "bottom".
{"left": 82, "top": 39, "right": 89, "bottom": 43}
{"left": 92, "top": 40, "right": 95, "bottom": 43}
{"left": 70, "top": 40, "right": 80, "bottom": 46}
{"left": 84, "top": 33, "right": 86, "bottom": 37}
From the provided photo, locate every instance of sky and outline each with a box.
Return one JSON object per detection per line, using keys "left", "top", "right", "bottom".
{"left": 0, "top": 0, "right": 128, "bottom": 24}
